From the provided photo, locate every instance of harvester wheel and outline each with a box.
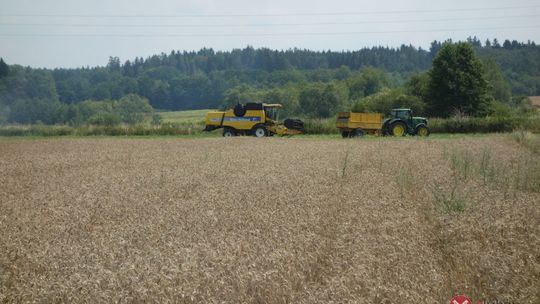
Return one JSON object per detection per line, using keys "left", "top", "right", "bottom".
{"left": 223, "top": 127, "right": 236, "bottom": 137}
{"left": 415, "top": 125, "right": 430, "bottom": 136}
{"left": 252, "top": 125, "right": 267, "bottom": 137}
{"left": 351, "top": 128, "right": 364, "bottom": 138}
{"left": 341, "top": 131, "right": 350, "bottom": 138}
{"left": 390, "top": 122, "right": 407, "bottom": 136}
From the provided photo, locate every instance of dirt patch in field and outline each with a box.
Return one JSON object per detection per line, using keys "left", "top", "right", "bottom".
{"left": 0, "top": 136, "right": 538, "bottom": 303}
{"left": 529, "top": 96, "right": 540, "bottom": 108}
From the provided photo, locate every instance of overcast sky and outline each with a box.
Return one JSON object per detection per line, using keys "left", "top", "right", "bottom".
{"left": 1, "top": 0, "right": 539, "bottom": 68}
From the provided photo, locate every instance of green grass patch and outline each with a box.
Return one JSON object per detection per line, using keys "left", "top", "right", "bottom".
{"left": 429, "top": 115, "right": 540, "bottom": 134}
{"left": 0, "top": 123, "right": 212, "bottom": 137}
{"left": 431, "top": 180, "right": 467, "bottom": 214}
{"left": 158, "top": 109, "right": 212, "bottom": 124}
{"left": 302, "top": 118, "right": 339, "bottom": 135}
{"left": 511, "top": 130, "right": 540, "bottom": 154}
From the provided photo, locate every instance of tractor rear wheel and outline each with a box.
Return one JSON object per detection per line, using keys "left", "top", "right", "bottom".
{"left": 390, "top": 122, "right": 407, "bottom": 136}
{"left": 252, "top": 125, "right": 267, "bottom": 137}
{"left": 415, "top": 125, "right": 430, "bottom": 136}
{"left": 341, "top": 131, "right": 350, "bottom": 138}
{"left": 222, "top": 127, "right": 236, "bottom": 137}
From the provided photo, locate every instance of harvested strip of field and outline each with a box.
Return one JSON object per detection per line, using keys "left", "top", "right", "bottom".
{"left": 0, "top": 136, "right": 539, "bottom": 303}
{"left": 530, "top": 96, "right": 540, "bottom": 109}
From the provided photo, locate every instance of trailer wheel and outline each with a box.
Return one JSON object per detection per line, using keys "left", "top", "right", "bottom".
{"left": 252, "top": 125, "right": 267, "bottom": 137}
{"left": 341, "top": 131, "right": 350, "bottom": 138}
{"left": 351, "top": 128, "right": 364, "bottom": 138}
{"left": 223, "top": 127, "right": 236, "bottom": 137}
{"left": 390, "top": 121, "right": 407, "bottom": 136}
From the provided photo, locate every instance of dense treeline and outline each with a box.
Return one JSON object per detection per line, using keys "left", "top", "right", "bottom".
{"left": 49, "top": 45, "right": 429, "bottom": 111}
{"left": 0, "top": 38, "right": 539, "bottom": 125}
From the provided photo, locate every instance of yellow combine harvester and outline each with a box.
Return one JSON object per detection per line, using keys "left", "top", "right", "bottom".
{"left": 203, "top": 103, "right": 304, "bottom": 137}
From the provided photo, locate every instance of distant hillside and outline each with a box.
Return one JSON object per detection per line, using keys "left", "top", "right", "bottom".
{"left": 0, "top": 38, "right": 539, "bottom": 111}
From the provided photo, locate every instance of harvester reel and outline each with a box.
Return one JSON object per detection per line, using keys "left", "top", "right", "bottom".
{"left": 284, "top": 118, "right": 304, "bottom": 131}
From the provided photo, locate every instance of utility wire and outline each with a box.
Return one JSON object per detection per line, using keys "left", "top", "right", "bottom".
{"left": 0, "top": 25, "right": 538, "bottom": 37}
{"left": 1, "top": 14, "right": 538, "bottom": 28}
{"left": 1, "top": 4, "right": 540, "bottom": 18}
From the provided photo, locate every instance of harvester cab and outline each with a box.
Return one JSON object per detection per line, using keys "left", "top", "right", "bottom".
{"left": 204, "top": 102, "right": 304, "bottom": 137}
{"left": 262, "top": 103, "right": 281, "bottom": 123}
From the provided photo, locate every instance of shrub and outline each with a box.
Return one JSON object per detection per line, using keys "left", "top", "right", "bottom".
{"left": 303, "top": 118, "right": 339, "bottom": 134}
{"left": 87, "top": 113, "right": 122, "bottom": 126}
{"left": 428, "top": 116, "right": 538, "bottom": 133}
{"left": 0, "top": 123, "right": 202, "bottom": 137}
{"left": 511, "top": 130, "right": 540, "bottom": 154}
{"left": 114, "top": 94, "right": 154, "bottom": 124}
{"left": 352, "top": 88, "right": 427, "bottom": 116}
{"left": 0, "top": 125, "right": 74, "bottom": 136}
{"left": 151, "top": 114, "right": 162, "bottom": 125}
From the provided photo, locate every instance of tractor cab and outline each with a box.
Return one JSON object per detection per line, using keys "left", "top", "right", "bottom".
{"left": 389, "top": 108, "right": 412, "bottom": 126}
{"left": 390, "top": 108, "right": 412, "bottom": 121}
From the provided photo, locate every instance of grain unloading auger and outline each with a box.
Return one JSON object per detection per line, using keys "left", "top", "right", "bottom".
{"left": 203, "top": 103, "right": 304, "bottom": 137}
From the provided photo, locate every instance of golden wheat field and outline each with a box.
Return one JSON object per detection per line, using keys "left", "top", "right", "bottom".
{"left": 1, "top": 135, "right": 539, "bottom": 303}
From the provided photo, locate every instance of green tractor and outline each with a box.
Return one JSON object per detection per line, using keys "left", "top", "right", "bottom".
{"left": 382, "top": 108, "right": 429, "bottom": 136}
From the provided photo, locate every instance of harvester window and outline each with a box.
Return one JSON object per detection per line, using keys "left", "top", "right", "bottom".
{"left": 264, "top": 107, "right": 279, "bottom": 121}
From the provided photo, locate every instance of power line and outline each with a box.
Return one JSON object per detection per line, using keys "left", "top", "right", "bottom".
{"left": 1, "top": 14, "right": 538, "bottom": 28}
{"left": 1, "top": 4, "right": 540, "bottom": 18}
{"left": 0, "top": 25, "right": 538, "bottom": 38}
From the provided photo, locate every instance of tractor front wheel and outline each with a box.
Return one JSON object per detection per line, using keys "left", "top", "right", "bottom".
{"left": 252, "top": 125, "right": 267, "bottom": 137}
{"left": 341, "top": 131, "right": 350, "bottom": 138}
{"left": 390, "top": 122, "right": 407, "bottom": 136}
{"left": 415, "top": 125, "right": 430, "bottom": 136}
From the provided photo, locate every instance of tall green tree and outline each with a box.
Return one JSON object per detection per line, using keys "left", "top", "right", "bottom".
{"left": 0, "top": 58, "right": 8, "bottom": 78}
{"left": 427, "top": 42, "right": 489, "bottom": 117}
{"left": 0, "top": 102, "right": 9, "bottom": 124}
{"left": 299, "top": 83, "right": 343, "bottom": 118}
{"left": 347, "top": 67, "right": 389, "bottom": 100}
{"left": 114, "top": 94, "right": 153, "bottom": 124}
{"left": 482, "top": 58, "right": 511, "bottom": 103}
{"left": 352, "top": 88, "right": 426, "bottom": 115}
{"left": 221, "top": 85, "right": 261, "bottom": 109}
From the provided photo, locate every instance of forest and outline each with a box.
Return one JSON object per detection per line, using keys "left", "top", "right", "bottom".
{"left": 0, "top": 37, "right": 539, "bottom": 125}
